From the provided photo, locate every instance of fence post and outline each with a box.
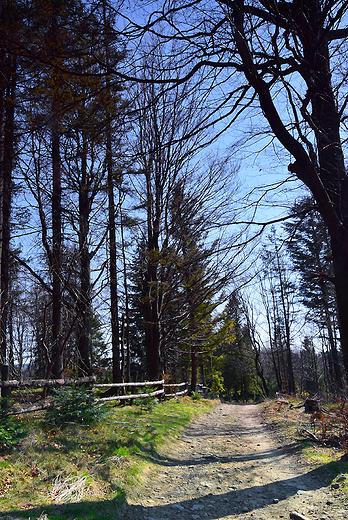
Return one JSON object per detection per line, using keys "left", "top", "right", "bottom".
{"left": 1, "top": 364, "right": 10, "bottom": 408}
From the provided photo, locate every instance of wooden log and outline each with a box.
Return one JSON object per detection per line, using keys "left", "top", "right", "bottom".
{"left": 7, "top": 402, "right": 50, "bottom": 415}
{"left": 94, "top": 379, "right": 164, "bottom": 389}
{"left": 164, "top": 382, "right": 187, "bottom": 388}
{"left": 165, "top": 390, "right": 188, "bottom": 398}
{"left": 0, "top": 375, "right": 96, "bottom": 389}
{"left": 297, "top": 428, "right": 320, "bottom": 442}
{"left": 98, "top": 389, "right": 164, "bottom": 402}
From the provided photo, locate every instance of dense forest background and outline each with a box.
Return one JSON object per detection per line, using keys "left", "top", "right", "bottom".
{"left": 1, "top": 0, "right": 348, "bottom": 399}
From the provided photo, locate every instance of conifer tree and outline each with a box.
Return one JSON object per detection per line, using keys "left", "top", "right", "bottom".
{"left": 285, "top": 198, "right": 344, "bottom": 392}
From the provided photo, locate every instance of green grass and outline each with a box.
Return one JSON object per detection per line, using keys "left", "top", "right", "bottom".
{"left": 0, "top": 396, "right": 215, "bottom": 520}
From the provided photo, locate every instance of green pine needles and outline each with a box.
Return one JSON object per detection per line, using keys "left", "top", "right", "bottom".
{"left": 44, "top": 385, "right": 107, "bottom": 426}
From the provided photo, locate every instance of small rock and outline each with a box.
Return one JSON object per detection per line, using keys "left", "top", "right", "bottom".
{"left": 192, "top": 504, "right": 204, "bottom": 511}
{"left": 273, "top": 498, "right": 279, "bottom": 504}
{"left": 170, "top": 504, "right": 185, "bottom": 511}
{"left": 337, "top": 474, "right": 347, "bottom": 482}
{"left": 331, "top": 482, "right": 340, "bottom": 489}
{"left": 326, "top": 500, "right": 333, "bottom": 505}
{"left": 297, "top": 490, "right": 307, "bottom": 495}
{"left": 290, "top": 512, "right": 311, "bottom": 520}
{"left": 200, "top": 481, "right": 213, "bottom": 488}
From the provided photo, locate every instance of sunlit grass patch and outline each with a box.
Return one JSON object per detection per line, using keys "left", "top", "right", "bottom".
{"left": 0, "top": 396, "right": 216, "bottom": 519}
{"left": 303, "top": 444, "right": 342, "bottom": 466}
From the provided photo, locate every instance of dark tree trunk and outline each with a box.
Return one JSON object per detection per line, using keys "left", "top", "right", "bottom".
{"left": 331, "top": 237, "right": 348, "bottom": 381}
{"left": 78, "top": 137, "right": 92, "bottom": 376}
{"left": 108, "top": 148, "right": 121, "bottom": 383}
{"left": 0, "top": 52, "right": 15, "bottom": 365}
{"left": 145, "top": 285, "right": 161, "bottom": 381}
{"left": 254, "top": 348, "right": 269, "bottom": 398}
{"left": 190, "top": 343, "right": 197, "bottom": 393}
{"left": 103, "top": 0, "right": 121, "bottom": 383}
{"left": 51, "top": 122, "right": 63, "bottom": 378}
{"left": 319, "top": 279, "right": 343, "bottom": 389}
{"left": 143, "top": 165, "right": 162, "bottom": 381}
{"left": 120, "top": 210, "right": 131, "bottom": 382}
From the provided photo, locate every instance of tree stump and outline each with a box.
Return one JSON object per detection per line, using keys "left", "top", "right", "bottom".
{"left": 304, "top": 398, "right": 321, "bottom": 413}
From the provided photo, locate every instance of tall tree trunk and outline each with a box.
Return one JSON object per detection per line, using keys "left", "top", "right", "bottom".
{"left": 331, "top": 237, "right": 348, "bottom": 382}
{"left": 51, "top": 122, "right": 63, "bottom": 378}
{"left": 120, "top": 209, "right": 131, "bottom": 382}
{"left": 107, "top": 133, "right": 121, "bottom": 383}
{"left": 319, "top": 280, "right": 342, "bottom": 390}
{"left": 190, "top": 342, "right": 197, "bottom": 392}
{"left": 0, "top": 54, "right": 15, "bottom": 366}
{"left": 144, "top": 278, "right": 161, "bottom": 381}
{"left": 102, "top": 0, "right": 121, "bottom": 383}
{"left": 275, "top": 244, "right": 296, "bottom": 395}
{"left": 144, "top": 164, "right": 162, "bottom": 381}
{"left": 78, "top": 135, "right": 92, "bottom": 375}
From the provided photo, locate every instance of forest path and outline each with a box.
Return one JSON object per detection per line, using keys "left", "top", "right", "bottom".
{"left": 124, "top": 402, "right": 347, "bottom": 520}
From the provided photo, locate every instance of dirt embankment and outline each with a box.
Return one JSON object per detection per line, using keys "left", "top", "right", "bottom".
{"left": 124, "top": 402, "right": 348, "bottom": 520}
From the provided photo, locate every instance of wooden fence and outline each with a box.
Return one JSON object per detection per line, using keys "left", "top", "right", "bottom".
{"left": 94, "top": 380, "right": 189, "bottom": 401}
{"left": 0, "top": 365, "right": 191, "bottom": 414}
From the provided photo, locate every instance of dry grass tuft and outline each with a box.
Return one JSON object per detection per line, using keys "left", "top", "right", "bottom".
{"left": 47, "top": 474, "right": 106, "bottom": 503}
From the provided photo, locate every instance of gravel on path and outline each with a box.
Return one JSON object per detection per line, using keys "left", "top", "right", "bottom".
{"left": 124, "top": 402, "right": 348, "bottom": 520}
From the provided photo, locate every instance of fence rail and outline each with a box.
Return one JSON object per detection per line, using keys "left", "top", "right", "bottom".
{"left": 94, "top": 379, "right": 164, "bottom": 389}
{"left": 99, "top": 388, "right": 165, "bottom": 402}
{"left": 0, "top": 364, "right": 190, "bottom": 414}
{"left": 0, "top": 375, "right": 96, "bottom": 389}
{"left": 163, "top": 381, "right": 190, "bottom": 398}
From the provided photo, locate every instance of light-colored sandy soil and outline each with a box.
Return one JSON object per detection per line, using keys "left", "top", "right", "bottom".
{"left": 124, "top": 402, "right": 348, "bottom": 520}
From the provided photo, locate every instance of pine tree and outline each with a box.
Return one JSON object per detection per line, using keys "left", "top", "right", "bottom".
{"left": 285, "top": 197, "right": 344, "bottom": 392}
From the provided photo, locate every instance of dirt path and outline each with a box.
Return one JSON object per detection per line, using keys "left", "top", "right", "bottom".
{"left": 124, "top": 402, "right": 347, "bottom": 520}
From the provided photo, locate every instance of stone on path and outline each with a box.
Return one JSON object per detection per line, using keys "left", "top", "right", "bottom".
{"left": 290, "top": 511, "right": 311, "bottom": 520}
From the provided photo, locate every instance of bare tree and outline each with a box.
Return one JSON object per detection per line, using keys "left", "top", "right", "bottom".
{"left": 121, "top": 0, "right": 348, "bottom": 383}
{"left": 260, "top": 231, "right": 296, "bottom": 394}
{"left": 128, "top": 46, "right": 239, "bottom": 381}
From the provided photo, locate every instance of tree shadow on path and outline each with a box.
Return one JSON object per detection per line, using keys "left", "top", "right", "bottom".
{"left": 1, "top": 455, "right": 345, "bottom": 520}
